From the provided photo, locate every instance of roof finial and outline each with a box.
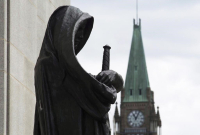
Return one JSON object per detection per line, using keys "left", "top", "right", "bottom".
{"left": 136, "top": 0, "right": 138, "bottom": 25}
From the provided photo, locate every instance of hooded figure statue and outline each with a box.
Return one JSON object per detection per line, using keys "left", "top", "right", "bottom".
{"left": 34, "top": 6, "right": 123, "bottom": 135}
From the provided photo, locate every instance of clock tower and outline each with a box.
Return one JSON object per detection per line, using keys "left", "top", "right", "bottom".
{"left": 113, "top": 19, "right": 162, "bottom": 135}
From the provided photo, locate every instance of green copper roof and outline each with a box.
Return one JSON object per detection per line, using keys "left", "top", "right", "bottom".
{"left": 123, "top": 19, "right": 150, "bottom": 102}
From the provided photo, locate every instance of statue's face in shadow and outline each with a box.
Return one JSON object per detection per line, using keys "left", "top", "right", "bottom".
{"left": 74, "top": 21, "right": 86, "bottom": 53}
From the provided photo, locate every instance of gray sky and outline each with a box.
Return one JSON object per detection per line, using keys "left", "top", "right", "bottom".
{"left": 71, "top": 0, "right": 200, "bottom": 135}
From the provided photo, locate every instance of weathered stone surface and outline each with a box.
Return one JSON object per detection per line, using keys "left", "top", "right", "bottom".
{"left": 10, "top": 45, "right": 35, "bottom": 93}
{"left": 9, "top": 76, "right": 36, "bottom": 135}
{"left": 10, "top": 0, "right": 37, "bottom": 63}
{"left": 0, "top": 40, "right": 4, "bottom": 71}
{"left": 49, "top": 0, "right": 70, "bottom": 9}
{"left": 0, "top": 0, "right": 7, "bottom": 134}
{"left": 0, "top": 71, "right": 6, "bottom": 135}
{"left": 0, "top": 0, "right": 7, "bottom": 71}
{"left": 37, "top": 0, "right": 47, "bottom": 25}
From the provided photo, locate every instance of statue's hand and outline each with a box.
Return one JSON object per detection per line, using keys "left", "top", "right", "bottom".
{"left": 96, "top": 70, "right": 124, "bottom": 93}
{"left": 96, "top": 70, "right": 116, "bottom": 86}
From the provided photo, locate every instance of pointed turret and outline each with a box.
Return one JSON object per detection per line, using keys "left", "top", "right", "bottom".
{"left": 151, "top": 103, "right": 156, "bottom": 116}
{"left": 123, "top": 19, "right": 150, "bottom": 102}
{"left": 157, "top": 107, "right": 160, "bottom": 118}
{"left": 114, "top": 102, "right": 119, "bottom": 117}
{"left": 113, "top": 102, "right": 120, "bottom": 135}
{"left": 157, "top": 106, "right": 162, "bottom": 127}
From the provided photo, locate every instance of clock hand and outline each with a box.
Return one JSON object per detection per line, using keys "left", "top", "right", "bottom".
{"left": 134, "top": 113, "right": 138, "bottom": 120}
{"left": 132, "top": 114, "right": 136, "bottom": 122}
{"left": 136, "top": 112, "right": 140, "bottom": 120}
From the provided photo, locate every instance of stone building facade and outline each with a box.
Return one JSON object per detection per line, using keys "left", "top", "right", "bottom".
{"left": 0, "top": 0, "right": 70, "bottom": 135}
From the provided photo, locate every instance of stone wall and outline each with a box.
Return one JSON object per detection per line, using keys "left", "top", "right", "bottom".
{"left": 0, "top": 0, "right": 70, "bottom": 135}
{"left": 0, "top": 0, "right": 8, "bottom": 134}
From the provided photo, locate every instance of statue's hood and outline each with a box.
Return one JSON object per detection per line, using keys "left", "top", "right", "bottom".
{"left": 38, "top": 5, "right": 93, "bottom": 68}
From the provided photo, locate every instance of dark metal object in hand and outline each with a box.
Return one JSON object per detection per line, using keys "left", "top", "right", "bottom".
{"left": 102, "top": 45, "right": 111, "bottom": 71}
{"left": 101, "top": 45, "right": 112, "bottom": 134}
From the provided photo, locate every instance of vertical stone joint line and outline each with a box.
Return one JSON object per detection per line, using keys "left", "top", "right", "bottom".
{"left": 6, "top": 0, "right": 10, "bottom": 134}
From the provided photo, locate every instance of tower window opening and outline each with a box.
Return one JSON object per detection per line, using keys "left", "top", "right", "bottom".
{"left": 134, "top": 66, "right": 137, "bottom": 70}
{"left": 139, "top": 89, "right": 142, "bottom": 95}
{"left": 130, "top": 89, "right": 132, "bottom": 95}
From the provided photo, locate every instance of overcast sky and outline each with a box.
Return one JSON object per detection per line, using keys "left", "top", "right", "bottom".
{"left": 71, "top": 1, "right": 200, "bottom": 135}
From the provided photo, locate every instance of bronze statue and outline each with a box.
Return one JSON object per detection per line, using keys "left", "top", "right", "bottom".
{"left": 34, "top": 6, "right": 123, "bottom": 135}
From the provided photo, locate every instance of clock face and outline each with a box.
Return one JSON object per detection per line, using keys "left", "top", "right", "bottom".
{"left": 127, "top": 110, "right": 144, "bottom": 127}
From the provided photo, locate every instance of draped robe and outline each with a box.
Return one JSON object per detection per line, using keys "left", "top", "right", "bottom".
{"left": 34, "top": 6, "right": 118, "bottom": 135}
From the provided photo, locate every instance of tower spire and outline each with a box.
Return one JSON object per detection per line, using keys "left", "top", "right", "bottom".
{"left": 123, "top": 19, "right": 150, "bottom": 102}
{"left": 136, "top": 0, "right": 138, "bottom": 24}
